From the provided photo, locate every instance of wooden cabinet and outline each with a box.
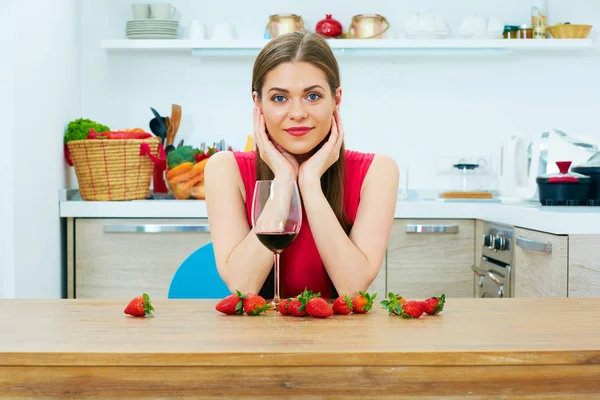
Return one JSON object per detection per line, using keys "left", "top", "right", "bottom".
{"left": 514, "top": 227, "right": 568, "bottom": 298}
{"left": 70, "top": 218, "right": 212, "bottom": 299}
{"left": 568, "top": 235, "right": 600, "bottom": 297}
{"left": 386, "top": 219, "right": 475, "bottom": 298}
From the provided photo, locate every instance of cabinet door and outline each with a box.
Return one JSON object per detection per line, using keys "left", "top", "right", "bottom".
{"left": 387, "top": 219, "right": 475, "bottom": 298}
{"left": 75, "top": 218, "right": 212, "bottom": 299}
{"left": 568, "top": 235, "right": 600, "bottom": 297}
{"left": 514, "top": 227, "right": 567, "bottom": 298}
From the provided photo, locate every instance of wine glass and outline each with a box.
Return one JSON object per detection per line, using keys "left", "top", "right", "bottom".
{"left": 251, "top": 180, "right": 302, "bottom": 308}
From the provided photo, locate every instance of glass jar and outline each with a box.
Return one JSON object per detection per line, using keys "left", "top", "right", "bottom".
{"left": 503, "top": 25, "right": 520, "bottom": 39}
{"left": 518, "top": 24, "right": 533, "bottom": 39}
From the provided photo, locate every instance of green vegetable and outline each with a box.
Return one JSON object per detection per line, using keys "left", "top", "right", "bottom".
{"left": 167, "top": 145, "right": 197, "bottom": 169}
{"left": 64, "top": 118, "right": 110, "bottom": 144}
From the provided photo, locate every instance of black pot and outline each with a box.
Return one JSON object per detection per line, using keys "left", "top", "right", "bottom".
{"left": 571, "top": 165, "right": 600, "bottom": 200}
{"left": 536, "top": 161, "right": 591, "bottom": 206}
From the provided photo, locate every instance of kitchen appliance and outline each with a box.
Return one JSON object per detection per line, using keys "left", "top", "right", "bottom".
{"left": 498, "top": 129, "right": 598, "bottom": 201}
{"left": 472, "top": 222, "right": 514, "bottom": 298}
{"left": 536, "top": 161, "right": 591, "bottom": 206}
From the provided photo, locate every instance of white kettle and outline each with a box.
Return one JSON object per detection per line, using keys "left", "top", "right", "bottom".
{"left": 498, "top": 133, "right": 541, "bottom": 201}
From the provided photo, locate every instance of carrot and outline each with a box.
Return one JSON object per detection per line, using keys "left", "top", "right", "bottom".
{"left": 192, "top": 158, "right": 209, "bottom": 173}
{"left": 168, "top": 168, "right": 198, "bottom": 185}
{"left": 166, "top": 162, "right": 193, "bottom": 179}
{"left": 191, "top": 183, "right": 205, "bottom": 199}
{"left": 180, "top": 172, "right": 204, "bottom": 192}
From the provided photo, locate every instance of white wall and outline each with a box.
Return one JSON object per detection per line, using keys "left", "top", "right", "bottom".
{"left": 0, "top": 0, "right": 16, "bottom": 298}
{"left": 81, "top": 0, "right": 600, "bottom": 190}
{"left": 1, "top": 0, "right": 81, "bottom": 298}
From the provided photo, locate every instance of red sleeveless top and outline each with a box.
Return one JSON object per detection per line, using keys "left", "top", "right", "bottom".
{"left": 233, "top": 150, "right": 375, "bottom": 299}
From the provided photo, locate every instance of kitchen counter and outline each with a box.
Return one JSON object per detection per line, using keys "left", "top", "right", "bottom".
{"left": 59, "top": 190, "right": 600, "bottom": 234}
{"left": 1, "top": 298, "right": 599, "bottom": 399}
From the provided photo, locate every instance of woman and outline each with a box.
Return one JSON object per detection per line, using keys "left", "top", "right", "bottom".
{"left": 205, "top": 31, "right": 399, "bottom": 300}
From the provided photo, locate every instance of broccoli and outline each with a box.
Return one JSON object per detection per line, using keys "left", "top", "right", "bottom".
{"left": 64, "top": 118, "right": 110, "bottom": 144}
{"left": 167, "top": 145, "right": 197, "bottom": 169}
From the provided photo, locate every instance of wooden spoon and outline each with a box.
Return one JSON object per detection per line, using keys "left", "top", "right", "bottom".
{"left": 170, "top": 104, "right": 182, "bottom": 144}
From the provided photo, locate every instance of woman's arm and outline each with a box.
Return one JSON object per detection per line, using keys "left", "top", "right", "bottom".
{"left": 299, "top": 154, "right": 399, "bottom": 296}
{"left": 204, "top": 151, "right": 274, "bottom": 294}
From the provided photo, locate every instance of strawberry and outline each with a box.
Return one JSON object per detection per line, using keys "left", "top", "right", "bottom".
{"left": 399, "top": 300, "right": 425, "bottom": 319}
{"left": 380, "top": 292, "right": 406, "bottom": 316}
{"left": 124, "top": 293, "right": 154, "bottom": 317}
{"left": 288, "top": 299, "right": 307, "bottom": 317}
{"left": 288, "top": 288, "right": 318, "bottom": 317}
{"left": 332, "top": 294, "right": 353, "bottom": 315}
{"left": 215, "top": 290, "right": 244, "bottom": 315}
{"left": 352, "top": 291, "right": 377, "bottom": 314}
{"left": 306, "top": 297, "right": 333, "bottom": 318}
{"left": 278, "top": 298, "right": 292, "bottom": 315}
{"left": 423, "top": 293, "right": 446, "bottom": 315}
{"left": 241, "top": 293, "right": 271, "bottom": 316}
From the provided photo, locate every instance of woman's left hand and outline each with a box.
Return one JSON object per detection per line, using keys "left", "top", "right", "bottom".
{"left": 298, "top": 109, "right": 345, "bottom": 188}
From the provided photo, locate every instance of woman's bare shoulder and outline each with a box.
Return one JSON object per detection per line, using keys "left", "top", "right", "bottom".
{"left": 204, "top": 151, "right": 246, "bottom": 200}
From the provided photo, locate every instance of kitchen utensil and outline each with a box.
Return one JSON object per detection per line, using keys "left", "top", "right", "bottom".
{"left": 315, "top": 14, "right": 343, "bottom": 38}
{"left": 349, "top": 14, "right": 390, "bottom": 39}
{"left": 404, "top": 13, "right": 450, "bottom": 39}
{"left": 438, "top": 159, "right": 494, "bottom": 198}
{"left": 536, "top": 161, "right": 590, "bottom": 206}
{"left": 150, "top": 107, "right": 167, "bottom": 130}
{"left": 267, "top": 14, "right": 304, "bottom": 38}
{"left": 571, "top": 152, "right": 600, "bottom": 203}
{"left": 149, "top": 117, "right": 166, "bottom": 144}
{"left": 547, "top": 24, "right": 592, "bottom": 39}
{"left": 170, "top": 104, "right": 182, "bottom": 143}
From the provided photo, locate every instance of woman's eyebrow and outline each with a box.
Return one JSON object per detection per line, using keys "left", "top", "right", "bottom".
{"left": 267, "top": 85, "right": 325, "bottom": 94}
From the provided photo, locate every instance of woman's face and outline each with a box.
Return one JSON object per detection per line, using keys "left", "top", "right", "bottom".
{"left": 255, "top": 61, "right": 341, "bottom": 156}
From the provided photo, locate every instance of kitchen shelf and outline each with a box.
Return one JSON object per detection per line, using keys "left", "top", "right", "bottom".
{"left": 101, "top": 38, "right": 595, "bottom": 56}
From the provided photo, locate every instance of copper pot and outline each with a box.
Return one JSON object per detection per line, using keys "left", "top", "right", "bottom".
{"left": 349, "top": 14, "right": 390, "bottom": 39}
{"left": 267, "top": 14, "right": 305, "bottom": 38}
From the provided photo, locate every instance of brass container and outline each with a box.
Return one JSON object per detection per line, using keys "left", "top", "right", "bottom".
{"left": 349, "top": 14, "right": 390, "bottom": 39}
{"left": 267, "top": 14, "right": 305, "bottom": 38}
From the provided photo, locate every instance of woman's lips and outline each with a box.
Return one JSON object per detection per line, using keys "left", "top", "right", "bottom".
{"left": 284, "top": 126, "right": 313, "bottom": 137}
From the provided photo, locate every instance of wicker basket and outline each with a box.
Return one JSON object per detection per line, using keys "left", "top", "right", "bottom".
{"left": 67, "top": 137, "right": 161, "bottom": 201}
{"left": 547, "top": 24, "right": 592, "bottom": 39}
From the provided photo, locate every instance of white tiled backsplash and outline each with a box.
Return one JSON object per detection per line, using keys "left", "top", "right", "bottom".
{"left": 81, "top": 0, "right": 600, "bottom": 191}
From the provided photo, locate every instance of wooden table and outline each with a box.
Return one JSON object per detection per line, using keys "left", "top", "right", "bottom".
{"left": 1, "top": 298, "right": 600, "bottom": 399}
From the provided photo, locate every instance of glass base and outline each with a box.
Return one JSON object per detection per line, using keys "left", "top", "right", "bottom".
{"left": 269, "top": 296, "right": 281, "bottom": 311}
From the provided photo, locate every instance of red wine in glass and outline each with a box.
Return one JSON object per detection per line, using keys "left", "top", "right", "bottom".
{"left": 252, "top": 180, "right": 302, "bottom": 308}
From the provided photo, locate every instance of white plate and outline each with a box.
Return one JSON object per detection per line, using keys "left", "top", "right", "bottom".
{"left": 127, "top": 33, "right": 178, "bottom": 39}
{"left": 126, "top": 29, "right": 178, "bottom": 33}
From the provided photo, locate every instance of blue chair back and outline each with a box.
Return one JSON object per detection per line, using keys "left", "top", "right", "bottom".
{"left": 168, "top": 242, "right": 230, "bottom": 299}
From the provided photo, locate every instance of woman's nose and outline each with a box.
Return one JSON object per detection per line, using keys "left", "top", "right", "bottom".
{"left": 288, "top": 100, "right": 308, "bottom": 120}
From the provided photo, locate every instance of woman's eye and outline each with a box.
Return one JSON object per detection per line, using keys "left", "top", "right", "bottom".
{"left": 307, "top": 93, "right": 320, "bottom": 101}
{"left": 273, "top": 95, "right": 286, "bottom": 103}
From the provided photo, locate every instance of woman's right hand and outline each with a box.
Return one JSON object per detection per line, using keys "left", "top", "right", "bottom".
{"left": 254, "top": 106, "right": 299, "bottom": 181}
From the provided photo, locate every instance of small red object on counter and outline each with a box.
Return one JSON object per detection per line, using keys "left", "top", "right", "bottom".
{"left": 315, "top": 14, "right": 343, "bottom": 38}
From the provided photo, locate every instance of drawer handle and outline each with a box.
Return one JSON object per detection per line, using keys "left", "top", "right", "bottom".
{"left": 516, "top": 236, "right": 552, "bottom": 253}
{"left": 405, "top": 224, "right": 459, "bottom": 234}
{"left": 104, "top": 224, "right": 210, "bottom": 233}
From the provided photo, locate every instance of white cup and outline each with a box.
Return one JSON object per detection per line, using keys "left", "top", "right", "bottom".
{"left": 131, "top": 4, "right": 150, "bottom": 20}
{"left": 150, "top": 3, "right": 177, "bottom": 19}
{"left": 188, "top": 20, "right": 206, "bottom": 40}
{"left": 211, "top": 23, "right": 236, "bottom": 40}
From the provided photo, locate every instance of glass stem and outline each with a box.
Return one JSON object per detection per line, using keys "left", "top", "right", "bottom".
{"left": 273, "top": 252, "right": 281, "bottom": 304}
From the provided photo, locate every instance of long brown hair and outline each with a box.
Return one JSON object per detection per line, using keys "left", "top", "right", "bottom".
{"left": 251, "top": 31, "right": 351, "bottom": 233}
